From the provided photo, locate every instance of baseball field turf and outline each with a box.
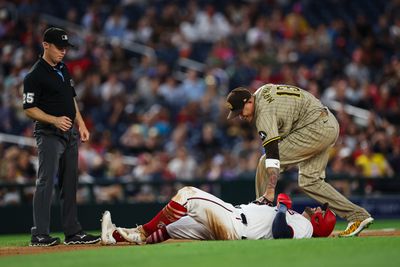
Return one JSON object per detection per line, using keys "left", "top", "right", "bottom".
{"left": 1, "top": 219, "right": 399, "bottom": 267}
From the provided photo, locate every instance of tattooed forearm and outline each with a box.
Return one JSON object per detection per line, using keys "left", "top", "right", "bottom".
{"left": 264, "top": 167, "right": 280, "bottom": 201}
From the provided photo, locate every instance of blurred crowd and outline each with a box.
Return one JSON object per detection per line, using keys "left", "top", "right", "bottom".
{"left": 1, "top": 0, "right": 400, "bottom": 205}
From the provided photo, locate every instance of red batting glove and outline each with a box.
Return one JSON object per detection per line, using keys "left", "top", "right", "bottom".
{"left": 277, "top": 193, "right": 292, "bottom": 209}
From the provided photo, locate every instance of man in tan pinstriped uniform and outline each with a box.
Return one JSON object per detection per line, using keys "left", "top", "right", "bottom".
{"left": 225, "top": 84, "right": 373, "bottom": 237}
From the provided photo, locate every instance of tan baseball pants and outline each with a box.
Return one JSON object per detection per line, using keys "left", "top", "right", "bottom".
{"left": 255, "top": 109, "right": 371, "bottom": 222}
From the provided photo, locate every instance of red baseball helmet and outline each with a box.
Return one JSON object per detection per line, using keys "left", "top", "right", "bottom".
{"left": 311, "top": 203, "right": 336, "bottom": 237}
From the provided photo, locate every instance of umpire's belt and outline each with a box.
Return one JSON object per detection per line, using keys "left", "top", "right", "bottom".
{"left": 35, "top": 121, "right": 74, "bottom": 132}
{"left": 34, "top": 121, "right": 75, "bottom": 142}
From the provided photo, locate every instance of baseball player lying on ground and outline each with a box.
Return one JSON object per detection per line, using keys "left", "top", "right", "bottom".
{"left": 101, "top": 186, "right": 336, "bottom": 245}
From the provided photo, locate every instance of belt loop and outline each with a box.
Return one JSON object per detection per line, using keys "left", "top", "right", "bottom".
{"left": 240, "top": 213, "right": 247, "bottom": 225}
{"left": 239, "top": 213, "right": 248, "bottom": 240}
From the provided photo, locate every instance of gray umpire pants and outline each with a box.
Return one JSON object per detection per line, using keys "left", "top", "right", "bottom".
{"left": 31, "top": 122, "right": 82, "bottom": 237}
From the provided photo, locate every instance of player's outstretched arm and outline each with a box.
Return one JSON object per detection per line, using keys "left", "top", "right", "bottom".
{"left": 272, "top": 203, "right": 294, "bottom": 239}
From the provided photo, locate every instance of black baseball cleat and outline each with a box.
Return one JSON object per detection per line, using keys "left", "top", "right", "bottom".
{"left": 64, "top": 231, "right": 101, "bottom": 245}
{"left": 30, "top": 235, "right": 61, "bottom": 247}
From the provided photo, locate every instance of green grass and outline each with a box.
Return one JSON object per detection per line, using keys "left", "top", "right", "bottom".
{"left": 335, "top": 218, "right": 400, "bottom": 229}
{"left": 1, "top": 219, "right": 399, "bottom": 267}
{"left": 0, "top": 231, "right": 101, "bottom": 247}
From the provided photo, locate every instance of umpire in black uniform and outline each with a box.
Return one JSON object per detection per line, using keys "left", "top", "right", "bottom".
{"left": 23, "top": 27, "right": 100, "bottom": 246}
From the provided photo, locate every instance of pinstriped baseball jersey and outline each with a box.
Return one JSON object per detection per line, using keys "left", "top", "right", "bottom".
{"left": 253, "top": 84, "right": 371, "bottom": 222}
{"left": 254, "top": 84, "right": 326, "bottom": 147}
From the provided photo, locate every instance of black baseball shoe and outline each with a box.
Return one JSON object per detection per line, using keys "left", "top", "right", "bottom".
{"left": 30, "top": 235, "right": 61, "bottom": 247}
{"left": 64, "top": 231, "right": 101, "bottom": 245}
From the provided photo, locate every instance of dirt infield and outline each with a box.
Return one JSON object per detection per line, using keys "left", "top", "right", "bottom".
{"left": 0, "top": 239, "right": 192, "bottom": 257}
{"left": 1, "top": 230, "right": 399, "bottom": 257}
{"left": 0, "top": 243, "right": 106, "bottom": 257}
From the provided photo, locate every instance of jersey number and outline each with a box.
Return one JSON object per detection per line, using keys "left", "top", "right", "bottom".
{"left": 23, "top": 93, "right": 35, "bottom": 104}
{"left": 276, "top": 85, "right": 301, "bottom": 98}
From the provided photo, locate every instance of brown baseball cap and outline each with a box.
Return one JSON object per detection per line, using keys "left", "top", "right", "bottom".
{"left": 226, "top": 87, "right": 252, "bottom": 119}
{"left": 43, "top": 27, "right": 74, "bottom": 48}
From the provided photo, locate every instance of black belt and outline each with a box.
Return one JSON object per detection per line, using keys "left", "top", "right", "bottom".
{"left": 240, "top": 213, "right": 247, "bottom": 239}
{"left": 240, "top": 213, "right": 247, "bottom": 225}
{"left": 236, "top": 211, "right": 247, "bottom": 239}
{"left": 35, "top": 121, "right": 73, "bottom": 132}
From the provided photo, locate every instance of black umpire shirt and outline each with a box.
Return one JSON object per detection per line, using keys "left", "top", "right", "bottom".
{"left": 23, "top": 57, "right": 76, "bottom": 122}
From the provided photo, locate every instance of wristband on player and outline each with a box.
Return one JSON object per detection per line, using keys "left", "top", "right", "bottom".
{"left": 265, "top": 158, "right": 280, "bottom": 169}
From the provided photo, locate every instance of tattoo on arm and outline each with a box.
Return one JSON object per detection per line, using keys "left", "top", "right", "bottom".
{"left": 265, "top": 167, "right": 280, "bottom": 201}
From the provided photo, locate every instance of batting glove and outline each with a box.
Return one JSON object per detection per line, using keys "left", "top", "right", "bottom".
{"left": 277, "top": 193, "right": 292, "bottom": 209}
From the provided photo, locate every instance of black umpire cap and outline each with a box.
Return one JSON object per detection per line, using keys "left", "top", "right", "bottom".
{"left": 43, "top": 27, "right": 74, "bottom": 48}
{"left": 226, "top": 87, "right": 252, "bottom": 119}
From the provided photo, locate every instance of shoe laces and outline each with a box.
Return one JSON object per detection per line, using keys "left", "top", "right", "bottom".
{"left": 130, "top": 226, "right": 146, "bottom": 242}
{"left": 340, "top": 221, "right": 361, "bottom": 235}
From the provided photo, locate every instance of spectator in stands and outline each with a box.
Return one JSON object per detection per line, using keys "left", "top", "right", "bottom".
{"left": 0, "top": 0, "right": 398, "bottom": 207}
{"left": 158, "top": 76, "right": 185, "bottom": 113}
{"left": 195, "top": 4, "right": 231, "bottom": 43}
{"left": 355, "top": 142, "right": 394, "bottom": 178}
{"left": 104, "top": 7, "right": 128, "bottom": 40}
{"left": 179, "top": 69, "right": 206, "bottom": 103}
{"left": 246, "top": 16, "right": 271, "bottom": 47}
{"left": 388, "top": 143, "right": 400, "bottom": 174}
{"left": 0, "top": 146, "right": 22, "bottom": 205}
{"left": 120, "top": 124, "right": 147, "bottom": 155}
{"left": 99, "top": 72, "right": 125, "bottom": 102}
{"left": 167, "top": 146, "right": 197, "bottom": 181}
{"left": 345, "top": 47, "right": 370, "bottom": 84}
{"left": 283, "top": 2, "right": 310, "bottom": 39}
{"left": 15, "top": 148, "right": 36, "bottom": 181}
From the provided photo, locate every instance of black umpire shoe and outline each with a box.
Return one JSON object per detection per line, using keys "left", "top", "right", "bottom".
{"left": 30, "top": 235, "right": 61, "bottom": 247}
{"left": 64, "top": 231, "right": 101, "bottom": 245}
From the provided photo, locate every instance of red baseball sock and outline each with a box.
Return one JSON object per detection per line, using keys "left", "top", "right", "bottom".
{"left": 112, "top": 230, "right": 126, "bottom": 242}
{"left": 143, "top": 200, "right": 187, "bottom": 235}
{"left": 146, "top": 227, "right": 171, "bottom": 244}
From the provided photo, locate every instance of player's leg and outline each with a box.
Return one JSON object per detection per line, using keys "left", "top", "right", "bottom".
{"left": 117, "top": 193, "right": 188, "bottom": 244}
{"left": 101, "top": 210, "right": 127, "bottom": 245}
{"left": 279, "top": 110, "right": 339, "bottom": 166}
{"left": 177, "top": 186, "right": 243, "bottom": 240}
{"left": 149, "top": 186, "right": 242, "bottom": 240}
{"left": 118, "top": 186, "right": 243, "bottom": 243}
{"left": 165, "top": 216, "right": 212, "bottom": 241}
{"left": 298, "top": 148, "right": 373, "bottom": 237}
{"left": 116, "top": 187, "right": 191, "bottom": 244}
{"left": 101, "top": 213, "right": 211, "bottom": 245}
{"left": 146, "top": 216, "right": 212, "bottom": 244}
{"left": 141, "top": 192, "right": 188, "bottom": 234}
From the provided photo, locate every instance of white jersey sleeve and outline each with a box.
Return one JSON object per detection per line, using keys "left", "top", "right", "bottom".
{"left": 239, "top": 203, "right": 313, "bottom": 239}
{"left": 286, "top": 210, "right": 313, "bottom": 239}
